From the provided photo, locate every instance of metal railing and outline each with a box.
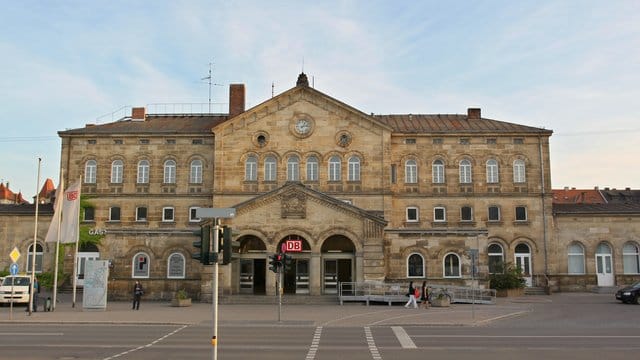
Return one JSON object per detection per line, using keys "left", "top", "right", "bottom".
{"left": 338, "top": 281, "right": 496, "bottom": 305}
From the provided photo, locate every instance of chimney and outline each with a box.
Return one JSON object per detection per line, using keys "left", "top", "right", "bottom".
{"left": 467, "top": 108, "right": 481, "bottom": 119}
{"left": 131, "top": 107, "right": 146, "bottom": 121}
{"left": 229, "top": 84, "right": 245, "bottom": 118}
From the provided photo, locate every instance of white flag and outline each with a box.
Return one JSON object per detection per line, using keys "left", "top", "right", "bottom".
{"left": 60, "top": 180, "right": 81, "bottom": 244}
{"left": 44, "top": 183, "right": 63, "bottom": 243}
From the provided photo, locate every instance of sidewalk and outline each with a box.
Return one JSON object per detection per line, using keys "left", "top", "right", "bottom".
{"left": 0, "top": 293, "right": 536, "bottom": 327}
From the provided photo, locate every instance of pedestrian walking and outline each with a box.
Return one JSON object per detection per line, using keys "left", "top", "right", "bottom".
{"left": 420, "top": 281, "right": 430, "bottom": 309}
{"left": 132, "top": 281, "right": 144, "bottom": 310}
{"left": 32, "top": 277, "right": 40, "bottom": 312}
{"left": 404, "top": 281, "right": 418, "bottom": 309}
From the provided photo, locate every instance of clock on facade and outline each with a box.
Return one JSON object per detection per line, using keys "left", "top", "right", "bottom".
{"left": 295, "top": 118, "right": 312, "bottom": 135}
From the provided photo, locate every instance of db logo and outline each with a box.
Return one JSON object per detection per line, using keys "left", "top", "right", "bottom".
{"left": 282, "top": 240, "right": 303, "bottom": 252}
{"left": 66, "top": 190, "right": 79, "bottom": 201}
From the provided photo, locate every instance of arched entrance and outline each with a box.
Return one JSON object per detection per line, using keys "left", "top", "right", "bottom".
{"left": 76, "top": 243, "right": 100, "bottom": 286}
{"left": 238, "top": 236, "right": 267, "bottom": 294}
{"left": 276, "top": 235, "right": 311, "bottom": 294}
{"left": 321, "top": 235, "right": 355, "bottom": 294}
{"left": 514, "top": 243, "right": 532, "bottom": 287}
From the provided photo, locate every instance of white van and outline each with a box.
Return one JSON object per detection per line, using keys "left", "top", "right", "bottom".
{"left": 0, "top": 275, "right": 31, "bottom": 305}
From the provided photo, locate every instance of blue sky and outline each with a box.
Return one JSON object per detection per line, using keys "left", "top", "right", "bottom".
{"left": 1, "top": 1, "right": 638, "bottom": 198}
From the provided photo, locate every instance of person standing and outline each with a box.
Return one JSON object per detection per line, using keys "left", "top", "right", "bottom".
{"left": 30, "top": 276, "right": 41, "bottom": 312}
{"left": 132, "top": 281, "right": 144, "bottom": 310}
{"left": 404, "top": 281, "right": 418, "bottom": 309}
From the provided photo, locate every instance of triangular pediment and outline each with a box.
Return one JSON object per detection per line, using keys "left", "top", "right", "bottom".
{"left": 231, "top": 182, "right": 387, "bottom": 226}
{"left": 213, "top": 77, "right": 393, "bottom": 136}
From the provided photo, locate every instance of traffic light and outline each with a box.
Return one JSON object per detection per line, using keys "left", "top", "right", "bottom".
{"left": 268, "top": 253, "right": 282, "bottom": 273}
{"left": 283, "top": 253, "right": 293, "bottom": 271}
{"left": 219, "top": 226, "right": 232, "bottom": 265}
{"left": 192, "top": 225, "right": 212, "bottom": 265}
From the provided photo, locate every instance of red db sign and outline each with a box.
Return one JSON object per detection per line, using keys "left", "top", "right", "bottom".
{"left": 282, "top": 240, "right": 303, "bottom": 252}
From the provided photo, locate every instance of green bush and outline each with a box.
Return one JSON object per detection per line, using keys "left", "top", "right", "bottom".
{"left": 489, "top": 262, "right": 526, "bottom": 290}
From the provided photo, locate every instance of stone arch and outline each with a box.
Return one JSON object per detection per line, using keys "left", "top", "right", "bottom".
{"left": 275, "top": 234, "right": 312, "bottom": 254}
{"left": 238, "top": 235, "right": 267, "bottom": 253}
{"left": 317, "top": 227, "right": 362, "bottom": 254}
{"left": 272, "top": 228, "right": 315, "bottom": 250}
{"left": 511, "top": 236, "right": 538, "bottom": 253}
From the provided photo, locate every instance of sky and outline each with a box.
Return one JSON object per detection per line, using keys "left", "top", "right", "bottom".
{"left": 1, "top": 0, "right": 638, "bottom": 200}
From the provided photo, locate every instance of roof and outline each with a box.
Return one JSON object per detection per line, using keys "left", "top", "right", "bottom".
{"left": 600, "top": 188, "right": 640, "bottom": 204}
{"left": 552, "top": 188, "right": 606, "bottom": 204}
{"left": 553, "top": 203, "right": 640, "bottom": 215}
{"left": 38, "top": 178, "right": 56, "bottom": 202}
{"left": 58, "top": 115, "right": 228, "bottom": 136}
{"left": 0, "top": 183, "right": 28, "bottom": 204}
{"left": 375, "top": 114, "right": 552, "bottom": 135}
{"left": 0, "top": 203, "right": 55, "bottom": 215}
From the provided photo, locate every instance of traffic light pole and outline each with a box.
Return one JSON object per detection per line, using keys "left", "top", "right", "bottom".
{"left": 278, "top": 267, "right": 282, "bottom": 322}
{"left": 212, "top": 219, "right": 220, "bottom": 360}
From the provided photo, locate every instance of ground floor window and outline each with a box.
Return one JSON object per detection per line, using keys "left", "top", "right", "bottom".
{"left": 568, "top": 243, "right": 585, "bottom": 274}
{"left": 623, "top": 242, "right": 640, "bottom": 274}
{"left": 133, "top": 252, "right": 150, "bottom": 278}
{"left": 26, "top": 243, "right": 43, "bottom": 273}
{"left": 167, "top": 253, "right": 185, "bottom": 279}
{"left": 443, "top": 253, "right": 460, "bottom": 277}
{"left": 407, "top": 253, "right": 424, "bottom": 277}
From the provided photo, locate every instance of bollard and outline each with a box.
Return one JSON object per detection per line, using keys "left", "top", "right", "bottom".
{"left": 45, "top": 297, "right": 52, "bottom": 312}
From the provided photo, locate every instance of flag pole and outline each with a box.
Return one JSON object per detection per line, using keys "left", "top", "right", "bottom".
{"left": 29, "top": 158, "right": 42, "bottom": 316}
{"left": 71, "top": 176, "right": 81, "bottom": 308}
{"left": 52, "top": 170, "right": 64, "bottom": 311}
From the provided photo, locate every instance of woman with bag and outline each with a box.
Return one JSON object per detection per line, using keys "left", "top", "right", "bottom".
{"left": 132, "top": 281, "right": 144, "bottom": 310}
{"left": 420, "top": 281, "right": 430, "bottom": 309}
{"left": 404, "top": 281, "right": 418, "bottom": 309}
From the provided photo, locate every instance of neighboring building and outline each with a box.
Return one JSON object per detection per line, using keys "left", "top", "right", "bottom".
{"left": 55, "top": 73, "right": 559, "bottom": 300}
{"left": 0, "top": 180, "right": 56, "bottom": 275}
{"left": 552, "top": 187, "right": 640, "bottom": 291}
{"left": 0, "top": 182, "right": 28, "bottom": 204}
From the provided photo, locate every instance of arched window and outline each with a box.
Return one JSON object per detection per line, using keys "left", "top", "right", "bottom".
{"left": 264, "top": 156, "right": 277, "bottom": 181}
{"left": 137, "top": 160, "right": 150, "bottom": 184}
{"left": 443, "top": 253, "right": 461, "bottom": 277}
{"left": 111, "top": 160, "right": 123, "bottom": 183}
{"left": 306, "top": 156, "right": 319, "bottom": 181}
{"left": 132, "top": 252, "right": 150, "bottom": 278}
{"left": 486, "top": 159, "right": 499, "bottom": 183}
{"left": 27, "top": 243, "right": 44, "bottom": 273}
{"left": 568, "top": 243, "right": 585, "bottom": 274}
{"left": 407, "top": 253, "right": 424, "bottom": 277}
{"left": 163, "top": 159, "right": 176, "bottom": 184}
{"left": 287, "top": 156, "right": 300, "bottom": 181}
{"left": 459, "top": 159, "right": 472, "bottom": 184}
{"left": 623, "top": 242, "right": 640, "bottom": 274}
{"left": 513, "top": 159, "right": 526, "bottom": 183}
{"left": 85, "top": 160, "right": 97, "bottom": 184}
{"left": 432, "top": 159, "right": 445, "bottom": 184}
{"left": 245, "top": 155, "right": 257, "bottom": 181}
{"left": 405, "top": 159, "right": 417, "bottom": 184}
{"left": 348, "top": 156, "right": 360, "bottom": 181}
{"left": 488, "top": 243, "right": 504, "bottom": 274}
{"left": 167, "top": 253, "right": 186, "bottom": 279}
{"left": 328, "top": 156, "right": 341, "bottom": 181}
{"left": 190, "top": 159, "right": 203, "bottom": 184}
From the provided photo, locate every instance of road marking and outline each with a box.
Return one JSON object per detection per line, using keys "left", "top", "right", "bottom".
{"left": 305, "top": 326, "right": 323, "bottom": 360}
{"left": 0, "top": 332, "right": 63, "bottom": 336}
{"left": 320, "top": 309, "right": 399, "bottom": 327}
{"left": 391, "top": 326, "right": 416, "bottom": 349}
{"left": 364, "top": 326, "right": 382, "bottom": 360}
{"left": 102, "top": 324, "right": 188, "bottom": 360}
{"left": 412, "top": 335, "right": 640, "bottom": 338}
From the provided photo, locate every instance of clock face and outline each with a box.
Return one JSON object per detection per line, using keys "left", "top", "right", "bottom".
{"left": 295, "top": 119, "right": 311, "bottom": 134}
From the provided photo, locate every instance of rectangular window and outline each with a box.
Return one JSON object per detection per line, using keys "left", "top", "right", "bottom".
{"left": 114, "top": 139, "right": 123, "bottom": 145}
{"left": 515, "top": 206, "right": 527, "bottom": 221}
{"left": 390, "top": 164, "right": 397, "bottom": 184}
{"left": 87, "top": 139, "right": 97, "bottom": 145}
{"left": 162, "top": 207, "right": 175, "bottom": 222}
{"left": 166, "top": 139, "right": 176, "bottom": 144}
{"left": 405, "top": 138, "right": 416, "bottom": 144}
{"left": 189, "top": 207, "right": 200, "bottom": 222}
{"left": 461, "top": 206, "right": 473, "bottom": 221}
{"left": 434, "top": 207, "right": 446, "bottom": 222}
{"left": 433, "top": 138, "right": 443, "bottom": 145}
{"left": 109, "top": 207, "right": 121, "bottom": 222}
{"left": 513, "top": 138, "right": 524, "bottom": 144}
{"left": 136, "top": 207, "right": 147, "bottom": 221}
{"left": 486, "top": 138, "right": 497, "bottom": 144}
{"left": 488, "top": 206, "right": 501, "bottom": 221}
{"left": 460, "top": 138, "right": 470, "bottom": 145}
{"left": 192, "top": 139, "right": 203, "bottom": 145}
{"left": 406, "top": 207, "right": 419, "bottom": 222}
{"left": 83, "top": 207, "right": 95, "bottom": 222}
{"left": 139, "top": 139, "right": 149, "bottom": 144}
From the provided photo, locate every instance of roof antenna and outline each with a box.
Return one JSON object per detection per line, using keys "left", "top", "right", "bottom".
{"left": 271, "top": 82, "right": 275, "bottom": 98}
{"left": 201, "top": 60, "right": 222, "bottom": 113}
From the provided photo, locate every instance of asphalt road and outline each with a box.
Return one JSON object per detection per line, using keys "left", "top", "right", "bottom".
{"left": 1, "top": 294, "right": 638, "bottom": 360}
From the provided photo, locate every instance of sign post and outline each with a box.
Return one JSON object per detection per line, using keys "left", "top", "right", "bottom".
{"left": 8, "top": 248, "right": 21, "bottom": 320}
{"left": 195, "top": 208, "right": 235, "bottom": 360}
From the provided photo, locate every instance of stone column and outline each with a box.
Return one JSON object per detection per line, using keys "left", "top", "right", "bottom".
{"left": 309, "top": 253, "right": 321, "bottom": 295}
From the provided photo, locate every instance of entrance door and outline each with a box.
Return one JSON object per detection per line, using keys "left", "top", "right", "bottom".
{"left": 596, "top": 243, "right": 614, "bottom": 286}
{"left": 323, "top": 258, "right": 352, "bottom": 294}
{"left": 76, "top": 252, "right": 99, "bottom": 287}
{"left": 514, "top": 244, "right": 532, "bottom": 287}
{"left": 283, "top": 258, "right": 309, "bottom": 294}
{"left": 240, "top": 259, "right": 266, "bottom": 294}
